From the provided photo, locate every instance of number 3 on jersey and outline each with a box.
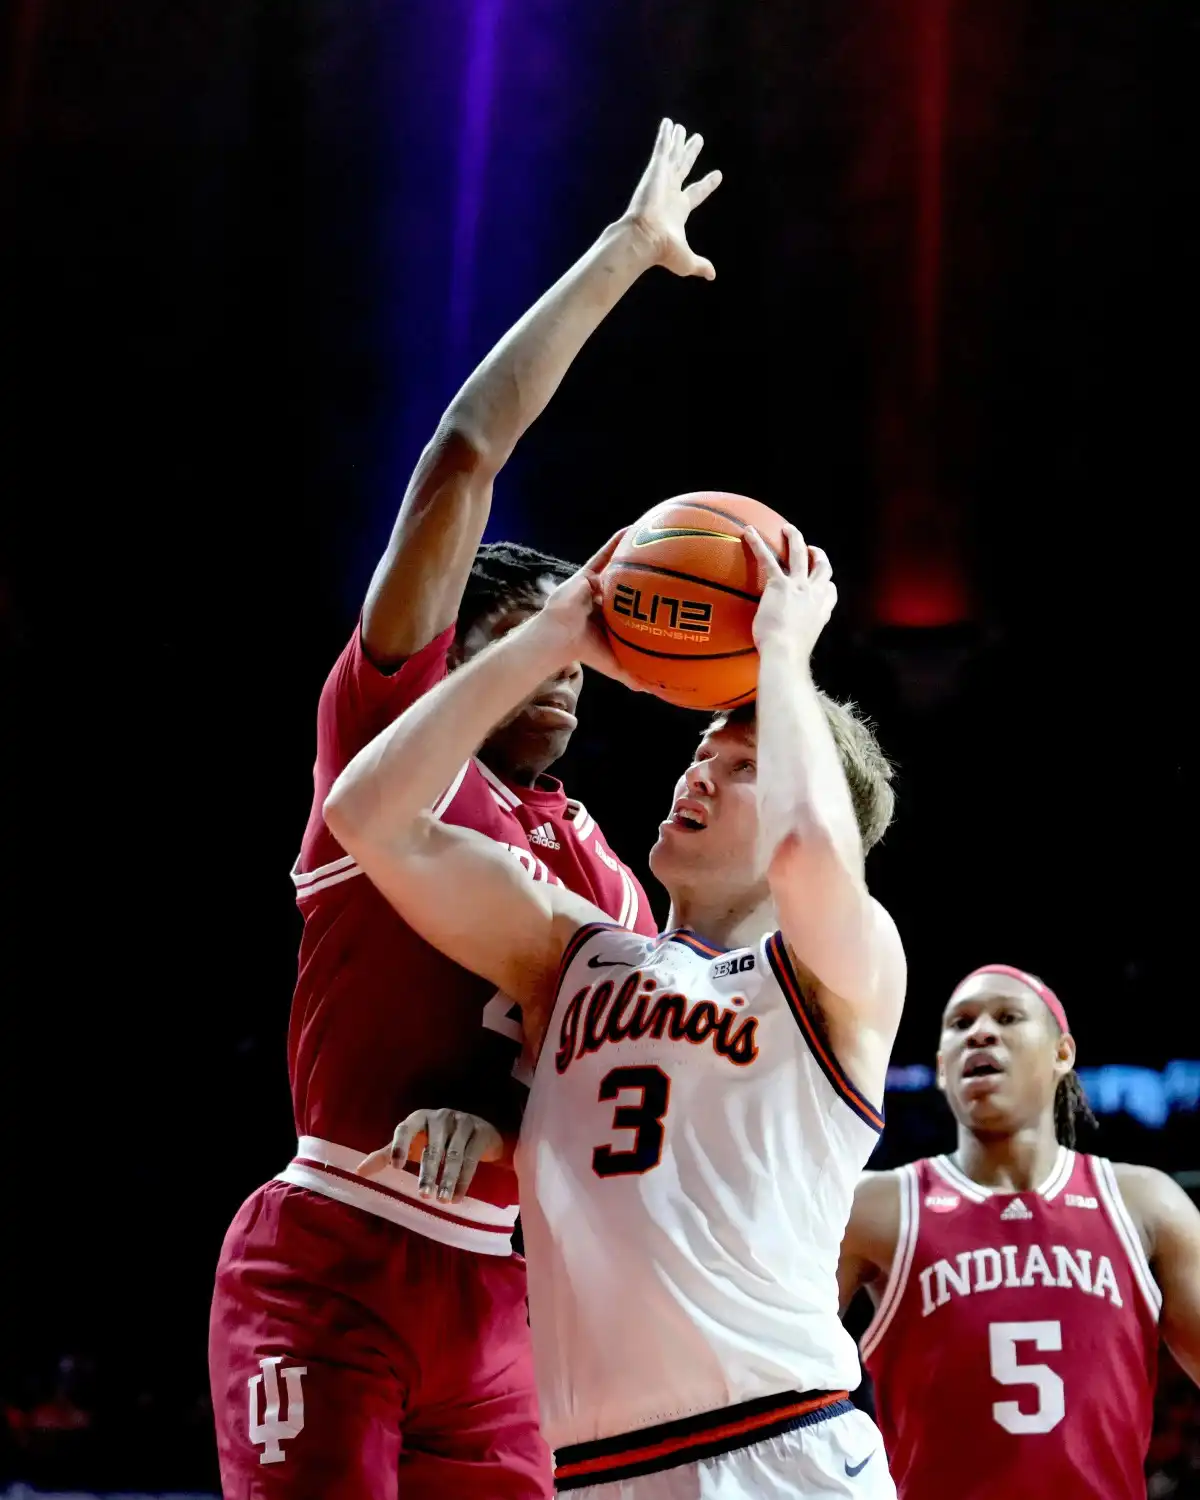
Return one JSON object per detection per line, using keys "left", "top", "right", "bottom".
{"left": 593, "top": 1066, "right": 671, "bottom": 1177}
{"left": 989, "top": 1321, "right": 1065, "bottom": 1434}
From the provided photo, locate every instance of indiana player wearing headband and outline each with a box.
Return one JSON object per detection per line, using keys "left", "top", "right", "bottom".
{"left": 209, "top": 121, "right": 721, "bottom": 1500}
{"left": 329, "top": 523, "right": 906, "bottom": 1499}
{"left": 839, "top": 964, "right": 1200, "bottom": 1500}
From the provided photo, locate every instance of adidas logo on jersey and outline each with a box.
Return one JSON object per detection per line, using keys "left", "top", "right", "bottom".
{"left": 1000, "top": 1198, "right": 1032, "bottom": 1220}
{"left": 1065, "top": 1193, "right": 1098, "bottom": 1209}
{"left": 528, "top": 822, "right": 560, "bottom": 850}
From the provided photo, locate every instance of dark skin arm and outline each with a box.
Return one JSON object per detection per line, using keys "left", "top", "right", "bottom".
{"left": 1114, "top": 1162, "right": 1200, "bottom": 1385}
{"left": 838, "top": 1170, "right": 902, "bottom": 1315}
{"left": 360, "top": 118, "right": 721, "bottom": 667}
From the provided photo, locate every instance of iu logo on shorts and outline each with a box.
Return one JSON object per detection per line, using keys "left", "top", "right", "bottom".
{"left": 248, "top": 1355, "right": 307, "bottom": 1464}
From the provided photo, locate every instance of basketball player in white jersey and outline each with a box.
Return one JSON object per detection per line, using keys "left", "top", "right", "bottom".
{"left": 326, "top": 523, "right": 907, "bottom": 1498}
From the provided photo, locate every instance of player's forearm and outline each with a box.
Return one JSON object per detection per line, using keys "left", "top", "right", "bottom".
{"left": 754, "top": 633, "right": 862, "bottom": 877}
{"left": 443, "top": 219, "right": 658, "bottom": 472}
{"left": 325, "top": 618, "right": 567, "bottom": 844}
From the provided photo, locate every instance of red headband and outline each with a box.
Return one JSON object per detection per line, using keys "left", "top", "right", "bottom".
{"left": 951, "top": 964, "right": 1070, "bottom": 1035}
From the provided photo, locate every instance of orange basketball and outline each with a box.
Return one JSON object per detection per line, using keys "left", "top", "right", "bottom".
{"left": 599, "top": 491, "right": 788, "bottom": 710}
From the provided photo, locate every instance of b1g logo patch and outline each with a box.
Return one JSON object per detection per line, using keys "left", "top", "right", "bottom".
{"left": 612, "top": 583, "right": 713, "bottom": 640}
{"left": 925, "top": 1193, "right": 960, "bottom": 1214}
{"left": 712, "top": 953, "right": 755, "bottom": 979}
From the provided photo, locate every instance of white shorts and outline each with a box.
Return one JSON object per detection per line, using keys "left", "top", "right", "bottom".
{"left": 564, "top": 1407, "right": 894, "bottom": 1500}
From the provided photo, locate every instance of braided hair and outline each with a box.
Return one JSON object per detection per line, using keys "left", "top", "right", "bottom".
{"left": 457, "top": 541, "right": 576, "bottom": 643}
{"left": 1053, "top": 1070, "right": 1098, "bottom": 1149}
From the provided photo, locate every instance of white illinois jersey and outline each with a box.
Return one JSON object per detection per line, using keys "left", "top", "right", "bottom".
{"left": 515, "top": 921, "right": 885, "bottom": 1483}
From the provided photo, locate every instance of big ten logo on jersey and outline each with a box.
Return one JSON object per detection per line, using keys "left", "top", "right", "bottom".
{"left": 612, "top": 583, "right": 712, "bottom": 641}
{"left": 918, "top": 1241, "right": 1124, "bottom": 1319}
{"left": 555, "top": 969, "right": 759, "bottom": 1074}
{"left": 711, "top": 951, "right": 755, "bottom": 981}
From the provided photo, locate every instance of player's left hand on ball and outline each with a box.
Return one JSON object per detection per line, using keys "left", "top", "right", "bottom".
{"left": 745, "top": 523, "right": 837, "bottom": 655}
{"left": 356, "top": 1108, "right": 505, "bottom": 1203}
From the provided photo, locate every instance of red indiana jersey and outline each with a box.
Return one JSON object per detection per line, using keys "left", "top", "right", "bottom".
{"left": 861, "top": 1149, "right": 1160, "bottom": 1500}
{"left": 283, "top": 624, "right": 656, "bottom": 1247}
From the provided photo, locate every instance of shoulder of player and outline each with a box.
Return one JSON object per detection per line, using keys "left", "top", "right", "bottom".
{"left": 782, "top": 896, "right": 905, "bottom": 1019}
{"left": 556, "top": 913, "right": 648, "bottom": 968}
{"left": 1108, "top": 1159, "right": 1192, "bottom": 1251}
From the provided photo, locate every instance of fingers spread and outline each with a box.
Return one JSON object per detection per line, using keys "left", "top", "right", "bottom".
{"left": 780, "top": 523, "right": 808, "bottom": 574}
{"left": 685, "top": 169, "right": 722, "bottom": 211}
{"left": 808, "top": 546, "right": 833, "bottom": 584}
{"left": 680, "top": 132, "right": 704, "bottom": 178}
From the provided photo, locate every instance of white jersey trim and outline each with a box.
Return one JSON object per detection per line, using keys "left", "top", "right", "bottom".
{"left": 567, "top": 800, "right": 595, "bottom": 838}
{"left": 1092, "top": 1155, "right": 1162, "bottom": 1320}
{"left": 292, "top": 762, "right": 470, "bottom": 896}
{"left": 932, "top": 1145, "right": 1072, "bottom": 1203}
{"left": 275, "top": 1136, "right": 518, "bottom": 1256}
{"left": 1041, "top": 1146, "right": 1075, "bottom": 1201}
{"left": 859, "top": 1165, "right": 920, "bottom": 1360}
{"left": 290, "top": 852, "right": 365, "bottom": 899}
{"left": 431, "top": 761, "right": 471, "bottom": 819}
{"left": 474, "top": 756, "right": 521, "bottom": 808}
{"left": 591, "top": 836, "right": 638, "bottom": 928}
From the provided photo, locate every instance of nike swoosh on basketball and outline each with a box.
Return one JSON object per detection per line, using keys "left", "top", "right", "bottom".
{"left": 587, "top": 954, "right": 627, "bottom": 969}
{"left": 845, "top": 1453, "right": 874, "bottom": 1478}
{"left": 632, "top": 525, "right": 740, "bottom": 548}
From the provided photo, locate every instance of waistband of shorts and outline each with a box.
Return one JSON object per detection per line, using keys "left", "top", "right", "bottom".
{"left": 553, "top": 1387, "right": 853, "bottom": 1490}
{"left": 275, "top": 1136, "right": 519, "bottom": 1257}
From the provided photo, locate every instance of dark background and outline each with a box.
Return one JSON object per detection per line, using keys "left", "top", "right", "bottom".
{"left": 2, "top": 0, "right": 1196, "bottom": 1491}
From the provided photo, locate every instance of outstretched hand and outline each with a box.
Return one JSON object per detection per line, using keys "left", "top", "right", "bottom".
{"left": 745, "top": 523, "right": 837, "bottom": 658}
{"left": 622, "top": 118, "right": 722, "bottom": 280}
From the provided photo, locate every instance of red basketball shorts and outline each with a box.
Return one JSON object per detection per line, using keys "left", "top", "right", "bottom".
{"left": 209, "top": 1179, "right": 551, "bottom": 1499}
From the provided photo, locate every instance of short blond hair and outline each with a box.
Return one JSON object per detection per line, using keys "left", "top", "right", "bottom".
{"left": 711, "top": 695, "right": 896, "bottom": 851}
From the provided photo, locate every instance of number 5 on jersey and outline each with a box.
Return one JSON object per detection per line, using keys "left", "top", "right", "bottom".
{"left": 593, "top": 1066, "right": 671, "bottom": 1177}
{"left": 989, "top": 1320, "right": 1065, "bottom": 1434}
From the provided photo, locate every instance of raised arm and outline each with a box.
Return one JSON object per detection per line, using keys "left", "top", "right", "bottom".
{"left": 324, "top": 538, "right": 629, "bottom": 1039}
{"left": 361, "top": 118, "right": 721, "bottom": 666}
{"left": 747, "top": 527, "right": 906, "bottom": 1099}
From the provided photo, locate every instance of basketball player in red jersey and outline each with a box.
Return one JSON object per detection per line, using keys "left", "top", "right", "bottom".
{"left": 208, "top": 119, "right": 721, "bottom": 1500}
{"left": 839, "top": 963, "right": 1200, "bottom": 1499}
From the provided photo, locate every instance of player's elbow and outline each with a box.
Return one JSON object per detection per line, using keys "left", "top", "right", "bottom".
{"left": 322, "top": 767, "right": 397, "bottom": 855}
{"left": 767, "top": 821, "right": 853, "bottom": 893}
{"left": 426, "top": 418, "right": 502, "bottom": 485}
{"left": 322, "top": 774, "right": 366, "bottom": 850}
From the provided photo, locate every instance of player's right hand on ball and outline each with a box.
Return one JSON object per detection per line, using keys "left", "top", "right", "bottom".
{"left": 621, "top": 117, "right": 722, "bottom": 280}
{"left": 538, "top": 530, "right": 650, "bottom": 695}
{"left": 356, "top": 1108, "right": 505, "bottom": 1203}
